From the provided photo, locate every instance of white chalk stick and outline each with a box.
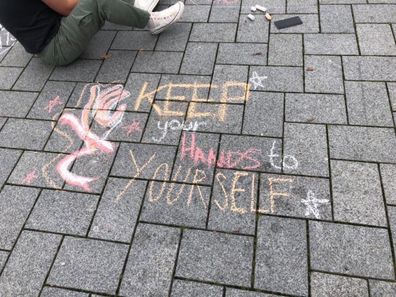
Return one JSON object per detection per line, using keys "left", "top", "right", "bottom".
{"left": 247, "top": 14, "right": 255, "bottom": 21}
{"left": 251, "top": 6, "right": 257, "bottom": 11}
{"left": 255, "top": 5, "right": 267, "bottom": 12}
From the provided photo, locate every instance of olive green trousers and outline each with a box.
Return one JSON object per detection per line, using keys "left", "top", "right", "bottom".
{"left": 40, "top": 0, "right": 150, "bottom": 65}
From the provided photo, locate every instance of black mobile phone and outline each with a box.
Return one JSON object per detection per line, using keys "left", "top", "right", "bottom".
{"left": 274, "top": 16, "right": 303, "bottom": 29}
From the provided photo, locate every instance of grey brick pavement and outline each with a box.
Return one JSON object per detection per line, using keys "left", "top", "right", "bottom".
{"left": 1, "top": 0, "right": 396, "bottom": 296}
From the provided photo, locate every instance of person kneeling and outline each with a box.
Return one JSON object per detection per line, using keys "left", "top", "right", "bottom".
{"left": 0, "top": 0, "right": 184, "bottom": 66}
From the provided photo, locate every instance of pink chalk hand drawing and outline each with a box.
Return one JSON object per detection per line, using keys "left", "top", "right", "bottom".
{"left": 56, "top": 84, "right": 130, "bottom": 192}
{"left": 44, "top": 96, "right": 64, "bottom": 113}
{"left": 22, "top": 169, "right": 39, "bottom": 185}
{"left": 122, "top": 120, "right": 142, "bottom": 136}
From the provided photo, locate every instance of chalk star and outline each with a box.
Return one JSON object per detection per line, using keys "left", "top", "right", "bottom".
{"left": 44, "top": 96, "right": 63, "bottom": 113}
{"left": 22, "top": 169, "right": 38, "bottom": 185}
{"left": 249, "top": 71, "right": 267, "bottom": 90}
{"left": 122, "top": 120, "right": 142, "bottom": 136}
{"left": 301, "top": 190, "right": 329, "bottom": 219}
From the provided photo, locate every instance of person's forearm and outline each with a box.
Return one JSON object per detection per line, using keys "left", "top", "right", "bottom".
{"left": 41, "top": 0, "right": 80, "bottom": 16}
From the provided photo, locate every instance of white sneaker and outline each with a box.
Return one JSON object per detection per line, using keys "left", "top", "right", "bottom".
{"left": 134, "top": 0, "right": 160, "bottom": 12}
{"left": 147, "top": 2, "right": 184, "bottom": 35}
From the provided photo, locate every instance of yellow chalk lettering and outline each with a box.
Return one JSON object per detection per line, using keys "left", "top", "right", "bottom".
{"left": 230, "top": 172, "right": 248, "bottom": 214}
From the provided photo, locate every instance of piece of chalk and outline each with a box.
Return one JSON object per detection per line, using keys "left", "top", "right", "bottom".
{"left": 251, "top": 6, "right": 257, "bottom": 12}
{"left": 247, "top": 14, "right": 255, "bottom": 21}
{"left": 255, "top": 5, "right": 267, "bottom": 12}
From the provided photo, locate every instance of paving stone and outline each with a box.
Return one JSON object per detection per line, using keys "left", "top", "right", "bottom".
{"left": 142, "top": 181, "right": 210, "bottom": 228}
{"left": 26, "top": 190, "right": 98, "bottom": 235}
{"left": 388, "top": 82, "right": 396, "bottom": 111}
{"left": 268, "top": 34, "right": 303, "bottom": 66}
{"left": 27, "top": 81, "right": 75, "bottom": 120}
{"left": 89, "top": 178, "right": 147, "bottom": 242}
{"left": 13, "top": 58, "right": 54, "bottom": 91}
{"left": 388, "top": 206, "right": 396, "bottom": 255}
{"left": 0, "top": 148, "right": 21, "bottom": 187}
{"left": 125, "top": 73, "right": 161, "bottom": 112}
{"left": 209, "top": 0, "right": 241, "bottom": 22}
{"left": 380, "top": 164, "right": 396, "bottom": 205}
{"left": 288, "top": 0, "right": 317, "bottom": 13}
{"left": 0, "top": 66, "right": 22, "bottom": 89}
{"left": 132, "top": 51, "right": 183, "bottom": 74}
{"left": 48, "top": 237, "right": 128, "bottom": 294}
{"left": 217, "top": 43, "right": 268, "bottom": 66}
{"left": 237, "top": 14, "right": 269, "bottom": 43}
{"left": 179, "top": 5, "right": 211, "bottom": 22}
{"left": 249, "top": 66, "right": 303, "bottom": 92}
{"left": 64, "top": 82, "right": 92, "bottom": 108}
{"left": 185, "top": 0, "right": 212, "bottom": 4}
{"left": 208, "top": 169, "right": 258, "bottom": 235}
{"left": 255, "top": 216, "right": 308, "bottom": 296}
{"left": 357, "top": 23, "right": 396, "bottom": 55}
{"left": 343, "top": 56, "right": 396, "bottom": 81}
{"left": 142, "top": 101, "right": 188, "bottom": 145}
{"left": 172, "top": 131, "right": 220, "bottom": 185}
{"left": 111, "top": 142, "right": 177, "bottom": 179}
{"left": 331, "top": 160, "right": 387, "bottom": 226}
{"left": 41, "top": 287, "right": 89, "bottom": 297}
{"left": 171, "top": 280, "right": 223, "bottom": 297}
{"left": 209, "top": 65, "right": 249, "bottom": 103}
{"left": 0, "top": 186, "right": 40, "bottom": 250}
{"left": 190, "top": 23, "right": 237, "bottom": 42}
{"left": 96, "top": 50, "right": 137, "bottom": 83}
{"left": 271, "top": 14, "right": 319, "bottom": 33}
{"left": 370, "top": 280, "right": 396, "bottom": 297}
{"left": 284, "top": 123, "right": 328, "bottom": 177}
{"left": 156, "top": 23, "right": 192, "bottom": 51}
{"left": 321, "top": 0, "right": 364, "bottom": 3}
{"left": 306, "top": 55, "right": 344, "bottom": 94}
{"left": 345, "top": 81, "right": 393, "bottom": 126}
{"left": 285, "top": 93, "right": 347, "bottom": 124}
{"left": 186, "top": 103, "right": 244, "bottom": 133}
{"left": 81, "top": 30, "right": 116, "bottom": 59}
{"left": 311, "top": 272, "right": 369, "bottom": 297}
{"left": 51, "top": 59, "right": 102, "bottom": 82}
{"left": 220, "top": 135, "right": 282, "bottom": 173}
{"left": 155, "top": 74, "right": 211, "bottom": 102}
{"left": 176, "top": 229, "right": 253, "bottom": 286}
{"left": 304, "top": 34, "right": 358, "bottom": 55}
{"left": 320, "top": 5, "right": 355, "bottom": 33}
{"left": 120, "top": 224, "right": 180, "bottom": 297}
{"left": 112, "top": 31, "right": 157, "bottom": 50}
{"left": 180, "top": 42, "right": 217, "bottom": 75}
{"left": 0, "top": 90, "right": 37, "bottom": 117}
{"left": 0, "top": 231, "right": 61, "bottom": 297}
{"left": 63, "top": 143, "right": 118, "bottom": 194}
{"left": 328, "top": 125, "right": 396, "bottom": 163}
{"left": 0, "top": 42, "right": 32, "bottom": 67}
{"left": 260, "top": 173, "right": 331, "bottom": 220}
{"left": 226, "top": 288, "right": 281, "bottom": 297}
{"left": 243, "top": 92, "right": 284, "bottom": 137}
{"left": 0, "top": 118, "right": 53, "bottom": 150}
{"left": 242, "top": 0, "right": 286, "bottom": 13}
{"left": 310, "top": 221, "right": 394, "bottom": 279}
{"left": 8, "top": 151, "right": 65, "bottom": 189}
{"left": 0, "top": 117, "right": 6, "bottom": 129}
{"left": 0, "top": 251, "right": 8, "bottom": 271}
{"left": 353, "top": 4, "right": 396, "bottom": 23}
